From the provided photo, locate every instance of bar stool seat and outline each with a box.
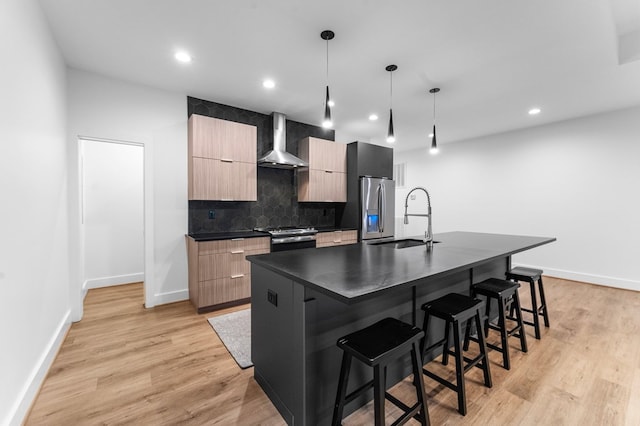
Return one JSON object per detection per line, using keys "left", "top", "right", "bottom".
{"left": 465, "top": 278, "right": 527, "bottom": 370}
{"left": 506, "top": 267, "right": 550, "bottom": 339}
{"left": 332, "top": 317, "right": 430, "bottom": 426}
{"left": 421, "top": 293, "right": 492, "bottom": 416}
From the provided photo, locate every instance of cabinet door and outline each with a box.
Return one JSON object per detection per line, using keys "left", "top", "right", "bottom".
{"left": 215, "top": 160, "right": 257, "bottom": 201}
{"left": 189, "top": 114, "right": 224, "bottom": 159}
{"left": 219, "top": 120, "right": 257, "bottom": 163}
{"left": 303, "top": 137, "right": 346, "bottom": 172}
{"left": 190, "top": 157, "right": 217, "bottom": 200}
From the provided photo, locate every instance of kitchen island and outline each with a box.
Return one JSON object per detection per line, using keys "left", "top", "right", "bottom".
{"left": 247, "top": 231, "right": 555, "bottom": 425}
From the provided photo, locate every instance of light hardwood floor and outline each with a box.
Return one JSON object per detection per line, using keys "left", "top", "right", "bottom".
{"left": 26, "top": 277, "right": 640, "bottom": 425}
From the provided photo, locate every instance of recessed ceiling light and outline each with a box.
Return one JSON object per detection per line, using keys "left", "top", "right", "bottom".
{"left": 528, "top": 107, "right": 541, "bottom": 115}
{"left": 369, "top": 114, "right": 378, "bottom": 121}
{"left": 174, "top": 51, "right": 192, "bottom": 63}
{"left": 262, "top": 79, "right": 275, "bottom": 89}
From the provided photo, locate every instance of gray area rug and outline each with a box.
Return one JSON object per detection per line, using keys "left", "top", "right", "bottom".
{"left": 207, "top": 309, "right": 252, "bottom": 369}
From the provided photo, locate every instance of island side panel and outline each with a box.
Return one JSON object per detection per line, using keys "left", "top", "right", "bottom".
{"left": 251, "top": 264, "right": 303, "bottom": 425}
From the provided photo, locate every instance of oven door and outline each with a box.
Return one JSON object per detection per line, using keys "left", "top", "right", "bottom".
{"left": 271, "top": 236, "right": 317, "bottom": 252}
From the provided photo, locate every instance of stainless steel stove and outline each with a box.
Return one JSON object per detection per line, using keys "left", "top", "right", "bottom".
{"left": 256, "top": 226, "right": 318, "bottom": 251}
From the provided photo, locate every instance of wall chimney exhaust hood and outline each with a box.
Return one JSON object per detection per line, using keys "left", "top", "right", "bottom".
{"left": 258, "top": 112, "right": 309, "bottom": 169}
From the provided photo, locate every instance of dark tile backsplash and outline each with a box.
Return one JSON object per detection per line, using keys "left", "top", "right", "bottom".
{"left": 187, "top": 97, "right": 338, "bottom": 234}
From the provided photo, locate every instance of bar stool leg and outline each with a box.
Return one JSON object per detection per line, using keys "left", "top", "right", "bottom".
{"left": 332, "top": 353, "right": 352, "bottom": 426}
{"left": 538, "top": 276, "right": 550, "bottom": 327}
{"left": 373, "top": 364, "right": 385, "bottom": 426}
{"left": 513, "top": 290, "right": 528, "bottom": 353}
{"left": 411, "top": 341, "right": 431, "bottom": 426}
{"left": 442, "top": 320, "right": 451, "bottom": 366}
{"left": 529, "top": 279, "right": 541, "bottom": 339}
{"left": 450, "top": 320, "right": 466, "bottom": 415}
{"left": 497, "top": 296, "right": 510, "bottom": 370}
{"left": 474, "top": 311, "right": 493, "bottom": 388}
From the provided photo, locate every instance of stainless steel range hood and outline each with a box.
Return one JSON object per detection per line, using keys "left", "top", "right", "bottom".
{"left": 258, "top": 112, "right": 309, "bottom": 169}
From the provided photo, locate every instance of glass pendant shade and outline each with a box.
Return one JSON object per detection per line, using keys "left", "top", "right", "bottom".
{"left": 386, "top": 109, "right": 395, "bottom": 143}
{"left": 322, "top": 85, "right": 332, "bottom": 128}
{"left": 430, "top": 124, "right": 438, "bottom": 154}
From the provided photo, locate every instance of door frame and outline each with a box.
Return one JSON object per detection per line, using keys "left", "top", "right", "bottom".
{"left": 72, "top": 136, "right": 155, "bottom": 321}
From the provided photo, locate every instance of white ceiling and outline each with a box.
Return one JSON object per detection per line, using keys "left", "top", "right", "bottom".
{"left": 38, "top": 0, "right": 640, "bottom": 152}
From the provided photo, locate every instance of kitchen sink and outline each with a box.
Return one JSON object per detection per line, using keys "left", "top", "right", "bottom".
{"left": 370, "top": 239, "right": 441, "bottom": 249}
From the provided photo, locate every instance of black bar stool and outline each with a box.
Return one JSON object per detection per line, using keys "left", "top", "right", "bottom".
{"left": 464, "top": 278, "right": 528, "bottom": 370}
{"left": 332, "top": 317, "right": 430, "bottom": 426}
{"left": 505, "top": 267, "right": 550, "bottom": 339}
{"left": 420, "top": 293, "right": 492, "bottom": 416}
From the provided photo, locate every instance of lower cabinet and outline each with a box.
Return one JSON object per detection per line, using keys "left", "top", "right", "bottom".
{"left": 316, "top": 230, "right": 358, "bottom": 248}
{"left": 187, "top": 236, "right": 270, "bottom": 312}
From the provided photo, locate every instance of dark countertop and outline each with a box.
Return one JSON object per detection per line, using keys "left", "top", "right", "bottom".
{"left": 247, "top": 231, "right": 556, "bottom": 303}
{"left": 187, "top": 230, "right": 270, "bottom": 241}
{"left": 316, "top": 227, "right": 358, "bottom": 232}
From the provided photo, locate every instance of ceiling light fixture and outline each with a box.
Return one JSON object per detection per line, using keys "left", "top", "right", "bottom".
{"left": 386, "top": 64, "right": 397, "bottom": 143}
{"left": 369, "top": 114, "right": 379, "bottom": 121}
{"left": 321, "top": 30, "right": 335, "bottom": 128}
{"left": 263, "top": 79, "right": 275, "bottom": 89}
{"left": 174, "top": 51, "right": 192, "bottom": 63}
{"left": 528, "top": 107, "right": 541, "bottom": 115}
{"left": 429, "top": 88, "right": 440, "bottom": 154}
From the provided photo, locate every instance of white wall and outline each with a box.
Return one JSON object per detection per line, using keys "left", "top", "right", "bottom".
{"left": 0, "top": 0, "right": 70, "bottom": 424}
{"left": 67, "top": 69, "right": 188, "bottom": 311}
{"left": 395, "top": 106, "right": 640, "bottom": 291}
{"left": 81, "top": 140, "right": 144, "bottom": 290}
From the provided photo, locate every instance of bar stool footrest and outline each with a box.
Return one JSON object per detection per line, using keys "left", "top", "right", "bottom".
{"left": 422, "top": 368, "right": 458, "bottom": 392}
{"left": 344, "top": 379, "right": 374, "bottom": 406}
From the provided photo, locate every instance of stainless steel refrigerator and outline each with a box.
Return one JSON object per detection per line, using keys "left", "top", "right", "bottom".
{"left": 360, "top": 176, "right": 395, "bottom": 241}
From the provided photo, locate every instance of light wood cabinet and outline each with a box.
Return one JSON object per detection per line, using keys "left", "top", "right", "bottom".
{"left": 316, "top": 230, "right": 358, "bottom": 248}
{"left": 297, "top": 137, "right": 347, "bottom": 202}
{"left": 188, "top": 114, "right": 257, "bottom": 201}
{"left": 187, "top": 236, "right": 270, "bottom": 312}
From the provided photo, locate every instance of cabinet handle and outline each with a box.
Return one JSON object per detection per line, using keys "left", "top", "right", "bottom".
{"left": 221, "top": 198, "right": 234, "bottom": 201}
{"left": 335, "top": 230, "right": 342, "bottom": 233}
{"left": 231, "top": 250, "right": 244, "bottom": 254}
{"left": 231, "top": 274, "right": 244, "bottom": 279}
{"left": 325, "top": 170, "right": 333, "bottom": 173}
{"left": 221, "top": 158, "right": 234, "bottom": 163}
{"left": 231, "top": 238, "right": 245, "bottom": 241}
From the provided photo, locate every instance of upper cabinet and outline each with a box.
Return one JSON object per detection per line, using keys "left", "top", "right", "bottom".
{"left": 297, "top": 137, "right": 347, "bottom": 202}
{"left": 188, "top": 114, "right": 257, "bottom": 201}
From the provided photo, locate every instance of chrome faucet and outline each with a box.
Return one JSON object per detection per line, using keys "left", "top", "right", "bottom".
{"left": 404, "top": 187, "right": 433, "bottom": 248}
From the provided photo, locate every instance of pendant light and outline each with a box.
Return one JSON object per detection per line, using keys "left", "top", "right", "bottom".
{"left": 386, "top": 64, "right": 397, "bottom": 143}
{"left": 321, "top": 30, "right": 335, "bottom": 128}
{"left": 429, "top": 88, "right": 440, "bottom": 154}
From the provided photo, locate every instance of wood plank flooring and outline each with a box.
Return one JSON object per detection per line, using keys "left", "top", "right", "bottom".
{"left": 26, "top": 277, "right": 640, "bottom": 425}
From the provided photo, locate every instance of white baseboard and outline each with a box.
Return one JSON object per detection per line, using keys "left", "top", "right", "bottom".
{"left": 150, "top": 288, "right": 189, "bottom": 307}
{"left": 83, "top": 273, "right": 145, "bottom": 292}
{"left": 5, "top": 310, "right": 71, "bottom": 426}
{"left": 515, "top": 264, "right": 639, "bottom": 292}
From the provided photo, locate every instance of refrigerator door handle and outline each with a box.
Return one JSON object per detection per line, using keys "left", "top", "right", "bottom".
{"left": 378, "top": 183, "right": 385, "bottom": 233}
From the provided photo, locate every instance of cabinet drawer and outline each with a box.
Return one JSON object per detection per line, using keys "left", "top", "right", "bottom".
{"left": 198, "top": 237, "right": 270, "bottom": 256}
{"left": 316, "top": 230, "right": 358, "bottom": 247}
{"left": 198, "top": 275, "right": 251, "bottom": 307}
{"left": 199, "top": 247, "right": 269, "bottom": 281}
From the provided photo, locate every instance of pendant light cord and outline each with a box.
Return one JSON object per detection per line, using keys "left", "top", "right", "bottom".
{"left": 326, "top": 39, "right": 329, "bottom": 85}
{"left": 389, "top": 70, "right": 393, "bottom": 109}
{"left": 433, "top": 91, "right": 436, "bottom": 124}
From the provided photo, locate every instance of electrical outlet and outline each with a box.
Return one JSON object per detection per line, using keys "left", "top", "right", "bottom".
{"left": 208, "top": 210, "right": 215, "bottom": 219}
{"left": 267, "top": 289, "right": 278, "bottom": 307}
